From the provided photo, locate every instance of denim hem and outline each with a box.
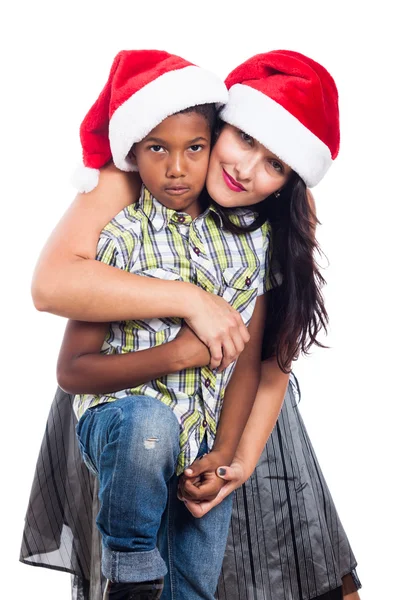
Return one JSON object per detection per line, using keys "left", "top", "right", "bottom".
{"left": 102, "top": 544, "right": 167, "bottom": 583}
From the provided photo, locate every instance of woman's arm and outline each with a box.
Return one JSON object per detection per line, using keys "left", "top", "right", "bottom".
{"left": 180, "top": 355, "right": 289, "bottom": 515}
{"left": 33, "top": 165, "right": 181, "bottom": 320}
{"left": 57, "top": 321, "right": 211, "bottom": 395}
{"left": 182, "top": 190, "right": 317, "bottom": 514}
{"left": 228, "top": 356, "right": 289, "bottom": 477}
{"left": 231, "top": 189, "right": 315, "bottom": 471}
{"left": 32, "top": 164, "right": 249, "bottom": 370}
{"left": 211, "top": 294, "right": 266, "bottom": 463}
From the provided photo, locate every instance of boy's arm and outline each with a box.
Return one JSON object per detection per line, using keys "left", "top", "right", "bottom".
{"left": 182, "top": 294, "right": 266, "bottom": 501}
{"left": 57, "top": 321, "right": 211, "bottom": 395}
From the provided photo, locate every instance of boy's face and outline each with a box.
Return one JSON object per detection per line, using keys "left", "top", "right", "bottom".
{"left": 131, "top": 112, "right": 211, "bottom": 218}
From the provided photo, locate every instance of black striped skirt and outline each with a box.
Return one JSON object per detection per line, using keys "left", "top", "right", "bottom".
{"left": 20, "top": 376, "right": 361, "bottom": 599}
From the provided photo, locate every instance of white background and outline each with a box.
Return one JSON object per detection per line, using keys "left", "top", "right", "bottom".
{"left": 1, "top": 1, "right": 398, "bottom": 598}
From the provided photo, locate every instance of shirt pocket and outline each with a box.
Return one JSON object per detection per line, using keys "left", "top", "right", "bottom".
{"left": 131, "top": 267, "right": 183, "bottom": 333}
{"left": 222, "top": 264, "right": 260, "bottom": 325}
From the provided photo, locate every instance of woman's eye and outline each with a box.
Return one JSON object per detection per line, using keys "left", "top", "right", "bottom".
{"left": 150, "top": 145, "right": 165, "bottom": 153}
{"left": 271, "top": 160, "right": 284, "bottom": 174}
{"left": 240, "top": 131, "right": 254, "bottom": 145}
{"left": 189, "top": 144, "right": 203, "bottom": 152}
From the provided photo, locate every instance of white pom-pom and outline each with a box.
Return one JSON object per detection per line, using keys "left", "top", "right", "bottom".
{"left": 71, "top": 165, "right": 100, "bottom": 193}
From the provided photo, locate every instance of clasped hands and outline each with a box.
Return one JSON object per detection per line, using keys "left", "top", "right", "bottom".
{"left": 178, "top": 450, "right": 246, "bottom": 518}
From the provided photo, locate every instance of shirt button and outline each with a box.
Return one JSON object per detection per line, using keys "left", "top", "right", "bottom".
{"left": 202, "top": 419, "right": 207, "bottom": 428}
{"left": 193, "top": 247, "right": 200, "bottom": 255}
{"left": 245, "top": 277, "right": 251, "bottom": 287}
{"left": 205, "top": 378, "right": 211, "bottom": 388}
{"left": 178, "top": 215, "right": 185, "bottom": 223}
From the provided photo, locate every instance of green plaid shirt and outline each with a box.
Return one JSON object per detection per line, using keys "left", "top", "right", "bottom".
{"left": 74, "top": 186, "right": 273, "bottom": 473}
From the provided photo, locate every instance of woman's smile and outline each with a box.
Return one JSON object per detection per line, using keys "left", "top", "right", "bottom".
{"left": 222, "top": 168, "right": 246, "bottom": 192}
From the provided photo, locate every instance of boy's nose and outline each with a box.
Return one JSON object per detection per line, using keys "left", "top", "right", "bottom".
{"left": 166, "top": 153, "right": 186, "bottom": 178}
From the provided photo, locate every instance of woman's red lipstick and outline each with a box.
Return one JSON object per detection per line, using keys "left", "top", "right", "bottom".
{"left": 222, "top": 169, "right": 246, "bottom": 192}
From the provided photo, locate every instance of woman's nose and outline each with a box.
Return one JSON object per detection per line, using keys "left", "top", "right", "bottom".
{"left": 234, "top": 155, "right": 258, "bottom": 181}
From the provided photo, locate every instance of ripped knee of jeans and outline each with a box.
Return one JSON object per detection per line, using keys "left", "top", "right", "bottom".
{"left": 144, "top": 437, "right": 159, "bottom": 450}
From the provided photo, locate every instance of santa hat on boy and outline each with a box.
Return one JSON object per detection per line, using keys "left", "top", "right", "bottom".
{"left": 73, "top": 49, "right": 228, "bottom": 193}
{"left": 220, "top": 50, "right": 340, "bottom": 187}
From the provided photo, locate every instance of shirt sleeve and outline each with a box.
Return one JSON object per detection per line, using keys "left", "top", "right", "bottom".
{"left": 95, "top": 213, "right": 137, "bottom": 271}
{"left": 96, "top": 232, "right": 125, "bottom": 269}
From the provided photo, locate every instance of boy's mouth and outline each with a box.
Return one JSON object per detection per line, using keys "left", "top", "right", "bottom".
{"left": 164, "top": 186, "right": 190, "bottom": 196}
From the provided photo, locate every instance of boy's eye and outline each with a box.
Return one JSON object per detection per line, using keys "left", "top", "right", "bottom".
{"left": 150, "top": 145, "right": 165, "bottom": 153}
{"left": 189, "top": 144, "right": 203, "bottom": 152}
{"left": 239, "top": 130, "right": 254, "bottom": 145}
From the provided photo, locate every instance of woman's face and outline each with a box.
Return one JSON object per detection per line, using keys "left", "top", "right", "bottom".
{"left": 206, "top": 124, "right": 291, "bottom": 208}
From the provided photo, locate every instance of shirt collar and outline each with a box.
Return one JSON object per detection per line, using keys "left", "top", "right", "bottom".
{"left": 138, "top": 185, "right": 222, "bottom": 232}
{"left": 207, "top": 203, "right": 223, "bottom": 228}
{"left": 137, "top": 186, "right": 168, "bottom": 232}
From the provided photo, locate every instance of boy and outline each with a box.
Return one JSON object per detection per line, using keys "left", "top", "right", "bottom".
{"left": 58, "top": 50, "right": 267, "bottom": 600}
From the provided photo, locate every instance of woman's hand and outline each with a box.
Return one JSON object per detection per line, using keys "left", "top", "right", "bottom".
{"left": 184, "top": 290, "right": 250, "bottom": 371}
{"left": 179, "top": 459, "right": 248, "bottom": 518}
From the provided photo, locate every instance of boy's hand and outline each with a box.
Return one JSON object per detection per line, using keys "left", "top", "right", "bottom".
{"left": 181, "top": 460, "right": 247, "bottom": 518}
{"left": 178, "top": 470, "right": 225, "bottom": 503}
{"left": 174, "top": 325, "right": 211, "bottom": 369}
{"left": 178, "top": 451, "right": 230, "bottom": 502}
{"left": 185, "top": 290, "right": 250, "bottom": 371}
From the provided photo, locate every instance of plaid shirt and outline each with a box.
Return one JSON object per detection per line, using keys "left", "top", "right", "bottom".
{"left": 74, "top": 186, "right": 273, "bottom": 473}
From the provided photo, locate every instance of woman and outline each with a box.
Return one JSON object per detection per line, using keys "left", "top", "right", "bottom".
{"left": 21, "top": 50, "right": 361, "bottom": 599}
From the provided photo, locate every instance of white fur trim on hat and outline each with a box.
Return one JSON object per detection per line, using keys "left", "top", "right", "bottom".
{"left": 109, "top": 65, "right": 228, "bottom": 172}
{"left": 220, "top": 84, "right": 332, "bottom": 187}
{"left": 71, "top": 164, "right": 100, "bottom": 193}
{"left": 71, "top": 163, "right": 140, "bottom": 193}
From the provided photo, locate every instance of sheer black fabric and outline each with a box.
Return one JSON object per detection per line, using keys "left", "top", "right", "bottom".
{"left": 20, "top": 377, "right": 361, "bottom": 599}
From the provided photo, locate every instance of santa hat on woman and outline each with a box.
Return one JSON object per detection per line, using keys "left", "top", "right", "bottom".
{"left": 73, "top": 49, "right": 228, "bottom": 193}
{"left": 220, "top": 50, "right": 340, "bottom": 187}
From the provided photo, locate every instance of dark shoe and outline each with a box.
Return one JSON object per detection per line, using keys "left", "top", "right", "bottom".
{"left": 103, "top": 578, "right": 164, "bottom": 600}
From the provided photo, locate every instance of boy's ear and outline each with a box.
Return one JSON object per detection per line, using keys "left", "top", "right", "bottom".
{"left": 128, "top": 146, "right": 137, "bottom": 167}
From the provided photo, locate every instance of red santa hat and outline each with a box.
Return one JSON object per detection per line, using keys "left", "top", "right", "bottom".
{"left": 72, "top": 49, "right": 228, "bottom": 193}
{"left": 220, "top": 50, "right": 340, "bottom": 187}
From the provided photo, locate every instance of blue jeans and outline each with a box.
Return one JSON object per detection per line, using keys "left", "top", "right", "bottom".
{"left": 76, "top": 396, "right": 233, "bottom": 599}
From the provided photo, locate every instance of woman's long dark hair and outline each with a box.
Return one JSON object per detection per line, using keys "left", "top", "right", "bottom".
{"left": 214, "top": 171, "right": 328, "bottom": 373}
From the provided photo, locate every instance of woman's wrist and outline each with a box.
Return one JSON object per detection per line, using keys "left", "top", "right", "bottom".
{"left": 174, "top": 281, "right": 204, "bottom": 320}
{"left": 232, "top": 453, "right": 255, "bottom": 481}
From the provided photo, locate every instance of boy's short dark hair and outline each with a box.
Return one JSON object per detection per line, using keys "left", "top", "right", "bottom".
{"left": 177, "top": 103, "right": 217, "bottom": 133}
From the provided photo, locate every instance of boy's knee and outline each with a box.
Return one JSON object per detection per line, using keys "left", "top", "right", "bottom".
{"left": 116, "top": 396, "right": 180, "bottom": 456}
